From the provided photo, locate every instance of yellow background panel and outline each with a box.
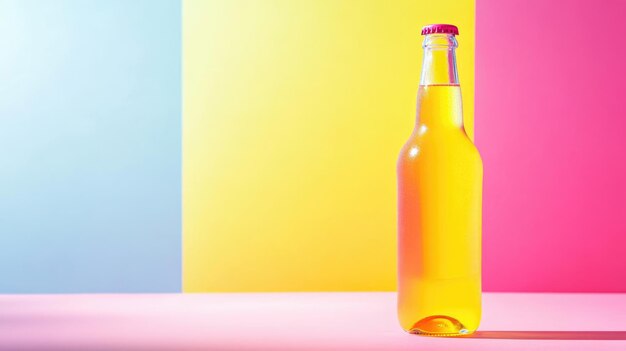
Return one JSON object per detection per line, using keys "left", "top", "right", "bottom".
{"left": 183, "top": 0, "right": 475, "bottom": 292}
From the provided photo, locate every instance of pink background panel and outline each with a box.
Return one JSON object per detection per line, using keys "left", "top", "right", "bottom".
{"left": 477, "top": 0, "right": 626, "bottom": 292}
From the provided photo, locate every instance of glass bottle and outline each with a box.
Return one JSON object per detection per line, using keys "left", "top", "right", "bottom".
{"left": 397, "top": 24, "right": 483, "bottom": 336}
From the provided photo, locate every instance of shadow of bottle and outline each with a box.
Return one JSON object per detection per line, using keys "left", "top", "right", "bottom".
{"left": 464, "top": 331, "right": 626, "bottom": 340}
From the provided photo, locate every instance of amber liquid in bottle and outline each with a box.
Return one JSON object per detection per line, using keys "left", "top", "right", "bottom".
{"left": 397, "top": 28, "right": 483, "bottom": 336}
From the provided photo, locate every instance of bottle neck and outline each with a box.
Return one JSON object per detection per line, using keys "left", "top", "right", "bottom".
{"left": 416, "top": 33, "right": 463, "bottom": 128}
{"left": 419, "top": 34, "right": 459, "bottom": 86}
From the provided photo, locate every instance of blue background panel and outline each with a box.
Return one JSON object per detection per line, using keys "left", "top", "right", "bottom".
{"left": 0, "top": 0, "right": 181, "bottom": 293}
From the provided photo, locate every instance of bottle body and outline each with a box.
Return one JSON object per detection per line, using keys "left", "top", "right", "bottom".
{"left": 397, "top": 46, "right": 483, "bottom": 335}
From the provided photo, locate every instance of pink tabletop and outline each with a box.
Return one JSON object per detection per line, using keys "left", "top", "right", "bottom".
{"left": 1, "top": 292, "right": 625, "bottom": 350}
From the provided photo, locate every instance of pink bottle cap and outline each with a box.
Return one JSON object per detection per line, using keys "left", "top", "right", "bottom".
{"left": 421, "top": 24, "right": 459, "bottom": 36}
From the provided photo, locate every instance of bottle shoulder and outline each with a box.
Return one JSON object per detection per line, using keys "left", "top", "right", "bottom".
{"left": 398, "top": 127, "right": 482, "bottom": 166}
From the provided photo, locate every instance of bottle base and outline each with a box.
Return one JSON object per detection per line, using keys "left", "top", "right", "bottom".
{"left": 409, "top": 315, "right": 473, "bottom": 336}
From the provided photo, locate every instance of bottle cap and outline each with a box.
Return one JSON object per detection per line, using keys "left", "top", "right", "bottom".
{"left": 421, "top": 24, "right": 459, "bottom": 36}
